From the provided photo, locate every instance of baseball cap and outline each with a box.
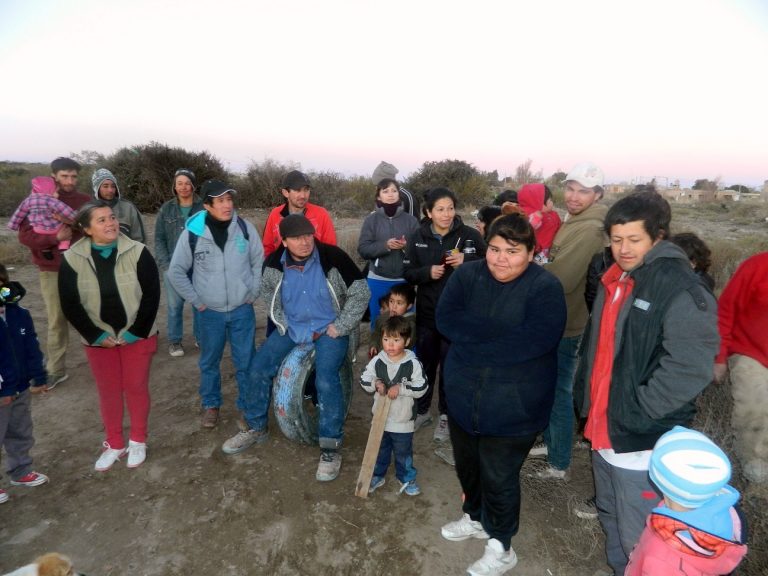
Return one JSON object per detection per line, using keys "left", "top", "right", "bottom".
{"left": 279, "top": 214, "right": 315, "bottom": 238}
{"left": 200, "top": 179, "right": 236, "bottom": 200}
{"left": 281, "top": 170, "right": 311, "bottom": 191}
{"left": 564, "top": 162, "right": 604, "bottom": 188}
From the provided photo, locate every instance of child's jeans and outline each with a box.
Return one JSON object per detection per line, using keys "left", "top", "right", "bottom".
{"left": 373, "top": 431, "right": 417, "bottom": 483}
{"left": 0, "top": 389, "right": 35, "bottom": 481}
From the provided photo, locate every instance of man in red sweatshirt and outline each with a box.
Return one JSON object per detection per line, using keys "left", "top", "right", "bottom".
{"left": 714, "top": 251, "right": 768, "bottom": 484}
{"left": 17, "top": 157, "right": 90, "bottom": 390}
{"left": 261, "top": 170, "right": 336, "bottom": 257}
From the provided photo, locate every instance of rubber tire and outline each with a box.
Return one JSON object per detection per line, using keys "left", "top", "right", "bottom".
{"left": 273, "top": 342, "right": 353, "bottom": 445}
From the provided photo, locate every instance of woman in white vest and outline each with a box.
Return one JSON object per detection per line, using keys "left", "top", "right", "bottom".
{"left": 59, "top": 201, "right": 160, "bottom": 472}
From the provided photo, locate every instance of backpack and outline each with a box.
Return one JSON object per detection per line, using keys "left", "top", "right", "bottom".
{"left": 187, "top": 217, "right": 249, "bottom": 279}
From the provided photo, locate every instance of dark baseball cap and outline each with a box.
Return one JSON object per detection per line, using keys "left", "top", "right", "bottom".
{"left": 200, "top": 179, "right": 236, "bottom": 200}
{"left": 279, "top": 214, "right": 315, "bottom": 238}
{"left": 281, "top": 170, "right": 311, "bottom": 190}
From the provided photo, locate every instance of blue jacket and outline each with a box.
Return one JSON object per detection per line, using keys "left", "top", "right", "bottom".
{"left": 0, "top": 283, "right": 47, "bottom": 396}
{"left": 436, "top": 260, "right": 566, "bottom": 437}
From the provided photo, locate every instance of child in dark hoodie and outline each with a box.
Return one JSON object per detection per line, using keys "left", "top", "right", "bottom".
{"left": 0, "top": 263, "right": 50, "bottom": 503}
{"left": 625, "top": 426, "right": 747, "bottom": 576}
{"left": 517, "top": 183, "right": 561, "bottom": 263}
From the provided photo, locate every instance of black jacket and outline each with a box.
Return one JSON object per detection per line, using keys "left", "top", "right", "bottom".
{"left": 575, "top": 242, "right": 719, "bottom": 452}
{"left": 403, "top": 217, "right": 485, "bottom": 331}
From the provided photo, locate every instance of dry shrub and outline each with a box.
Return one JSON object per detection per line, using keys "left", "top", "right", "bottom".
{"left": 709, "top": 235, "right": 768, "bottom": 291}
{"left": 694, "top": 380, "right": 767, "bottom": 575}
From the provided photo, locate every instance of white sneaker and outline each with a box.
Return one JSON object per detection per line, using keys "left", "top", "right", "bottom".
{"left": 441, "top": 513, "right": 490, "bottom": 541}
{"left": 127, "top": 440, "right": 147, "bottom": 468}
{"left": 168, "top": 343, "right": 184, "bottom": 357}
{"left": 95, "top": 442, "right": 126, "bottom": 472}
{"left": 414, "top": 412, "right": 433, "bottom": 431}
{"left": 534, "top": 465, "right": 570, "bottom": 481}
{"left": 433, "top": 414, "right": 450, "bottom": 442}
{"left": 467, "top": 538, "right": 518, "bottom": 576}
{"left": 528, "top": 441, "right": 548, "bottom": 458}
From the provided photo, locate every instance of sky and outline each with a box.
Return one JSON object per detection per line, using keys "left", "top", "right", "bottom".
{"left": 1, "top": 0, "right": 766, "bottom": 188}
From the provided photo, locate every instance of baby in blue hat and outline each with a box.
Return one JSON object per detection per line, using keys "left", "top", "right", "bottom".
{"left": 625, "top": 426, "right": 748, "bottom": 575}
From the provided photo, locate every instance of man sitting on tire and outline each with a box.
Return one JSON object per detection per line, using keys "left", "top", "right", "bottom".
{"left": 223, "top": 214, "right": 370, "bottom": 482}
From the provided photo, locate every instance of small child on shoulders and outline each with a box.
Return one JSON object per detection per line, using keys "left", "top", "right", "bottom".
{"left": 369, "top": 283, "right": 417, "bottom": 358}
{"left": 516, "top": 183, "right": 561, "bottom": 264}
{"left": 7, "top": 176, "right": 77, "bottom": 257}
{"left": 625, "top": 426, "right": 747, "bottom": 576}
{"left": 0, "top": 263, "right": 50, "bottom": 505}
{"left": 360, "top": 315, "right": 427, "bottom": 496}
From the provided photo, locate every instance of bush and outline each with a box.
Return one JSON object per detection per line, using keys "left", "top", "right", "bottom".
{"left": 404, "top": 159, "right": 497, "bottom": 208}
{"left": 95, "top": 142, "right": 228, "bottom": 212}
{"left": 708, "top": 235, "right": 768, "bottom": 291}
{"left": 0, "top": 161, "right": 49, "bottom": 217}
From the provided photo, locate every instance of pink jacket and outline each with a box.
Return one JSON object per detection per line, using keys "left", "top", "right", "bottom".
{"left": 625, "top": 507, "right": 747, "bottom": 576}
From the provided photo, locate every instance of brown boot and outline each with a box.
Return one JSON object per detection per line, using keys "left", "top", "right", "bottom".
{"left": 201, "top": 407, "right": 219, "bottom": 429}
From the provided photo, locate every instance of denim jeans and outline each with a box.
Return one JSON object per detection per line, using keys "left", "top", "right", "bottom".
{"left": 197, "top": 303, "right": 255, "bottom": 410}
{"left": 164, "top": 271, "right": 199, "bottom": 345}
{"left": 374, "top": 431, "right": 416, "bottom": 483}
{"left": 244, "top": 331, "right": 349, "bottom": 448}
{"left": 543, "top": 334, "right": 582, "bottom": 470}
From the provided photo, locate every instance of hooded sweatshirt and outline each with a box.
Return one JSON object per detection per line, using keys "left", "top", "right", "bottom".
{"left": 91, "top": 168, "right": 146, "bottom": 243}
{"left": 360, "top": 349, "right": 427, "bottom": 433}
{"left": 168, "top": 210, "right": 264, "bottom": 313}
{"left": 0, "top": 281, "right": 47, "bottom": 396}
{"left": 544, "top": 202, "right": 608, "bottom": 337}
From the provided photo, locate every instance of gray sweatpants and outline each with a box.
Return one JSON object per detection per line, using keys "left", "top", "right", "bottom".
{"left": 592, "top": 450, "right": 660, "bottom": 576}
{"left": 0, "top": 389, "right": 35, "bottom": 481}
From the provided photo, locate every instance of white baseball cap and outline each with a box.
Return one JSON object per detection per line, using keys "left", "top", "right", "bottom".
{"left": 564, "top": 162, "right": 604, "bottom": 188}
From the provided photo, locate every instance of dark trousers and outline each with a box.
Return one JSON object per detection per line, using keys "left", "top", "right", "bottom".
{"left": 373, "top": 431, "right": 417, "bottom": 483}
{"left": 415, "top": 325, "right": 450, "bottom": 415}
{"left": 0, "top": 389, "right": 35, "bottom": 481}
{"left": 449, "top": 415, "right": 537, "bottom": 549}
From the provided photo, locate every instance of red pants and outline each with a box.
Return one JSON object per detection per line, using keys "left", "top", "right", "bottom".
{"left": 85, "top": 335, "right": 157, "bottom": 448}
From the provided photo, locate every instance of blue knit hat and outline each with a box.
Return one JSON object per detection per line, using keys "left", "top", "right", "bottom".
{"left": 649, "top": 426, "right": 731, "bottom": 509}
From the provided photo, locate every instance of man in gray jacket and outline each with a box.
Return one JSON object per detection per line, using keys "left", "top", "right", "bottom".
{"left": 169, "top": 180, "right": 264, "bottom": 429}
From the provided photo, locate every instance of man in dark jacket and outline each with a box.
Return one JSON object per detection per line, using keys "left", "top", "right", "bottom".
{"left": 575, "top": 192, "right": 719, "bottom": 575}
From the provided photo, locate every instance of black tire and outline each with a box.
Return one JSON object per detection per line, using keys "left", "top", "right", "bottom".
{"left": 272, "top": 343, "right": 353, "bottom": 445}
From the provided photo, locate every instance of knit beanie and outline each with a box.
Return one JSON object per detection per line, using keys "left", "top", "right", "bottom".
{"left": 31, "top": 176, "right": 56, "bottom": 196}
{"left": 649, "top": 426, "right": 732, "bottom": 509}
{"left": 372, "top": 161, "right": 398, "bottom": 185}
{"left": 173, "top": 168, "right": 197, "bottom": 193}
{"left": 91, "top": 168, "right": 121, "bottom": 199}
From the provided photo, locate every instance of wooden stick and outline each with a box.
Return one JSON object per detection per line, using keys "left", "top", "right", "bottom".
{"left": 355, "top": 395, "right": 392, "bottom": 498}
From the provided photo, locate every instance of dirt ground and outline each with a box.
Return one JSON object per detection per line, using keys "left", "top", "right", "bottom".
{"left": 2, "top": 205, "right": 765, "bottom": 575}
{"left": 0, "top": 211, "right": 614, "bottom": 576}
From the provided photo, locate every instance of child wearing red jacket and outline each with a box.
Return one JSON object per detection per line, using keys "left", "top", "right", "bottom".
{"left": 517, "top": 183, "right": 561, "bottom": 263}
{"left": 625, "top": 426, "right": 747, "bottom": 576}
